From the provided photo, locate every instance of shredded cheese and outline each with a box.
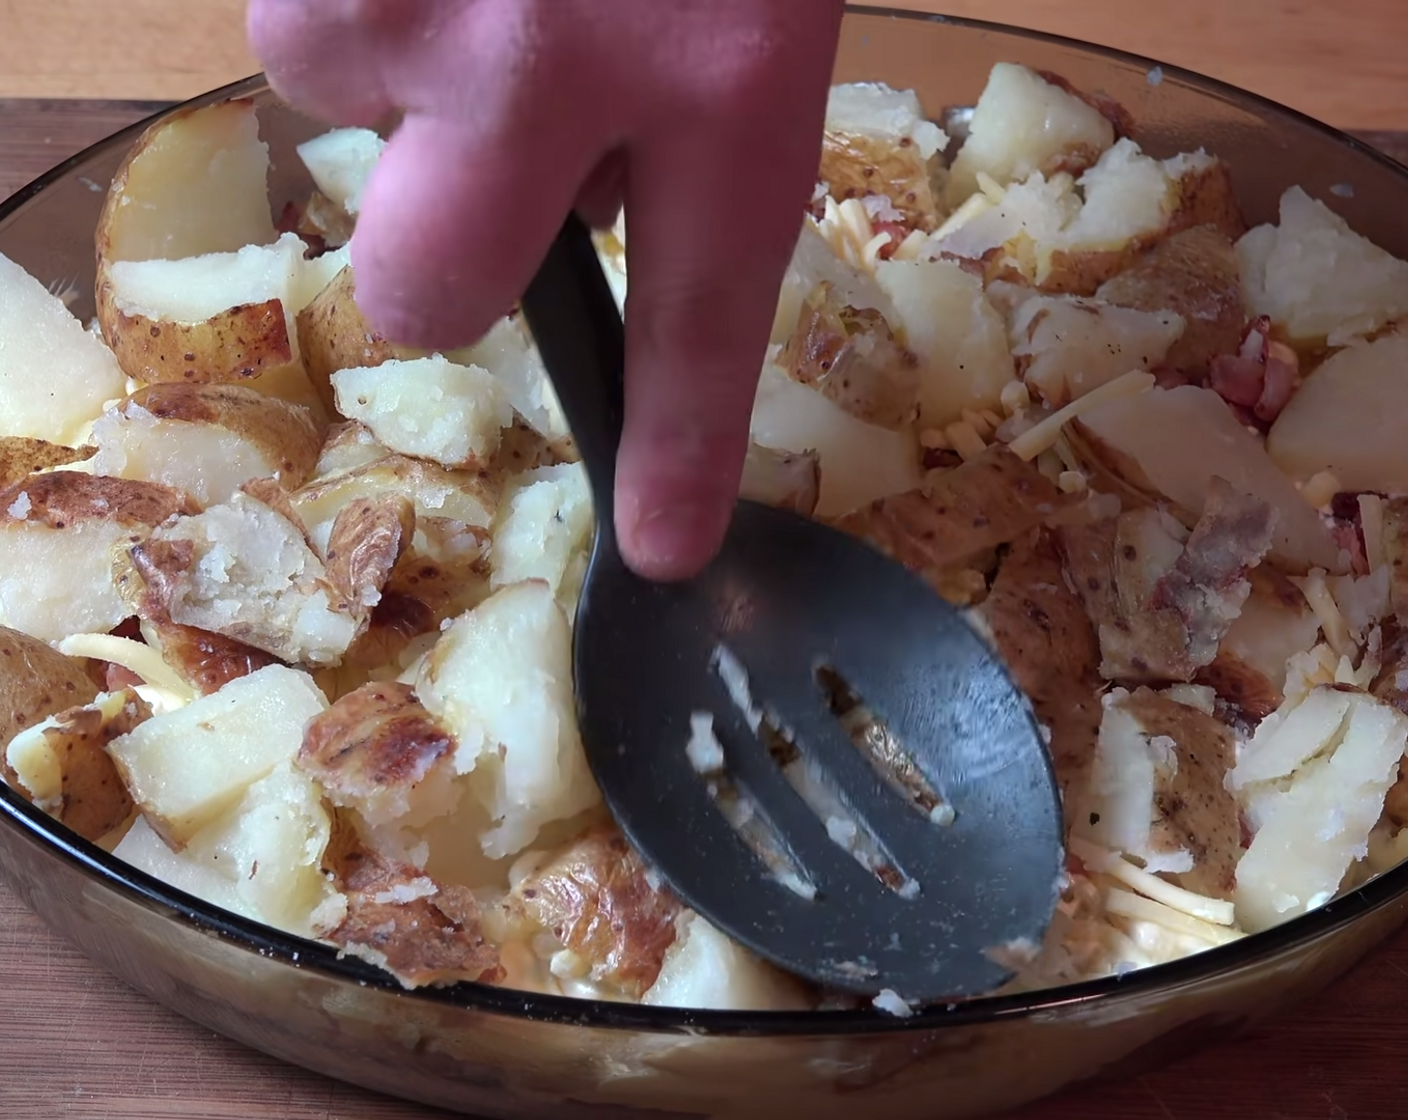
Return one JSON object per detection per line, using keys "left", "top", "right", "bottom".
{"left": 1360, "top": 493, "right": 1386, "bottom": 572}
{"left": 1291, "top": 570, "right": 1356, "bottom": 658}
{"left": 1008, "top": 371, "right": 1156, "bottom": 461}
{"left": 1102, "top": 887, "right": 1242, "bottom": 946}
{"left": 56, "top": 633, "right": 195, "bottom": 703}
{"left": 1069, "top": 839, "right": 1237, "bottom": 927}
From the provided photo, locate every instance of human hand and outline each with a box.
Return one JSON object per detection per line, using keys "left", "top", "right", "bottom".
{"left": 247, "top": 0, "right": 844, "bottom": 580}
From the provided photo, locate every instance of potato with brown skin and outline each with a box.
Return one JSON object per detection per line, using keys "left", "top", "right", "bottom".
{"left": 141, "top": 619, "right": 282, "bottom": 696}
{"left": 1120, "top": 688, "right": 1242, "bottom": 900}
{"left": 0, "top": 473, "right": 200, "bottom": 642}
{"left": 777, "top": 284, "right": 920, "bottom": 430}
{"left": 1096, "top": 225, "right": 1247, "bottom": 378}
{"left": 298, "top": 681, "right": 455, "bottom": 825}
{"left": 979, "top": 529, "right": 1104, "bottom": 820}
{"left": 322, "top": 844, "right": 502, "bottom": 989}
{"left": 835, "top": 444, "right": 1076, "bottom": 593}
{"left": 819, "top": 131, "right": 943, "bottom": 232}
{"left": 93, "top": 99, "right": 303, "bottom": 391}
{"left": 296, "top": 266, "right": 401, "bottom": 414}
{"left": 0, "top": 438, "right": 96, "bottom": 491}
{"left": 93, "top": 383, "right": 324, "bottom": 506}
{"left": 0, "top": 627, "right": 100, "bottom": 783}
{"left": 1018, "top": 158, "right": 1248, "bottom": 298}
{"left": 6, "top": 688, "right": 150, "bottom": 842}
{"left": 98, "top": 295, "right": 295, "bottom": 387}
{"left": 322, "top": 496, "right": 416, "bottom": 610}
{"left": 510, "top": 824, "right": 682, "bottom": 1000}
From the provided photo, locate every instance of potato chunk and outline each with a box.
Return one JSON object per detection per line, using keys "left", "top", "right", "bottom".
{"left": 750, "top": 359, "right": 919, "bottom": 518}
{"left": 510, "top": 824, "right": 682, "bottom": 1000}
{"left": 947, "top": 63, "right": 1116, "bottom": 205}
{"left": 97, "top": 99, "right": 275, "bottom": 264}
{"left": 1237, "top": 186, "right": 1408, "bottom": 345}
{"left": 1266, "top": 333, "right": 1408, "bottom": 493}
{"left": 1077, "top": 385, "right": 1344, "bottom": 572}
{"left": 298, "top": 681, "right": 457, "bottom": 828}
{"left": 106, "top": 663, "right": 328, "bottom": 847}
{"left": 332, "top": 355, "right": 513, "bottom": 470}
{"left": 1076, "top": 688, "right": 1240, "bottom": 897}
{"left": 323, "top": 844, "right": 501, "bottom": 988}
{"left": 820, "top": 82, "right": 949, "bottom": 230}
{"left": 0, "top": 252, "right": 128, "bottom": 445}
{"left": 641, "top": 913, "right": 810, "bottom": 1011}
{"left": 0, "top": 627, "right": 100, "bottom": 760}
{"left": 416, "top": 580, "right": 601, "bottom": 859}
{"left": 296, "top": 267, "right": 401, "bottom": 414}
{"left": 836, "top": 445, "right": 1075, "bottom": 593}
{"left": 296, "top": 127, "right": 386, "bottom": 216}
{"left": 5, "top": 688, "right": 148, "bottom": 842}
{"left": 92, "top": 383, "right": 322, "bottom": 506}
{"left": 490, "top": 464, "right": 593, "bottom": 609}
{"left": 1011, "top": 296, "right": 1185, "bottom": 407}
{"left": 1097, "top": 225, "right": 1246, "bottom": 377}
{"left": 1234, "top": 691, "right": 1408, "bottom": 932}
{"left": 874, "top": 258, "right": 1014, "bottom": 426}
{"left": 129, "top": 491, "right": 361, "bottom": 666}
{"left": 0, "top": 472, "right": 197, "bottom": 642}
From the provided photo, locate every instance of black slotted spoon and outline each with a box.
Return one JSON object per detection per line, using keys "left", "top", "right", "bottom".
{"left": 518, "top": 214, "right": 1063, "bottom": 1004}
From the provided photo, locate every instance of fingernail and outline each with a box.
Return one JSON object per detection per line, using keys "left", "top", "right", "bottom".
{"left": 626, "top": 500, "right": 723, "bottom": 582}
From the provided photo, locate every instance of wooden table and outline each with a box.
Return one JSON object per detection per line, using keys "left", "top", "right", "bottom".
{"left": 5, "top": 100, "right": 1408, "bottom": 1120}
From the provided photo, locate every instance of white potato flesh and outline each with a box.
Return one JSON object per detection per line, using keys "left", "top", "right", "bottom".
{"left": 106, "top": 664, "right": 329, "bottom": 846}
{"left": 1219, "top": 588, "right": 1322, "bottom": 692}
{"left": 296, "top": 127, "right": 386, "bottom": 216}
{"left": 91, "top": 404, "right": 282, "bottom": 507}
{"left": 148, "top": 493, "right": 360, "bottom": 666}
{"left": 0, "top": 520, "right": 135, "bottom": 642}
{"left": 1078, "top": 385, "right": 1345, "bottom": 572}
{"left": 774, "top": 222, "right": 899, "bottom": 342}
{"left": 332, "top": 356, "right": 513, "bottom": 470}
{"left": 1077, "top": 692, "right": 1187, "bottom": 872}
{"left": 112, "top": 814, "right": 247, "bottom": 913}
{"left": 1267, "top": 333, "right": 1408, "bottom": 492}
{"left": 931, "top": 172, "right": 1078, "bottom": 265}
{"left": 1011, "top": 296, "right": 1185, "bottom": 406}
{"left": 750, "top": 359, "right": 920, "bottom": 518}
{"left": 107, "top": 231, "right": 315, "bottom": 324}
{"left": 416, "top": 581, "right": 601, "bottom": 860}
{"left": 874, "top": 258, "right": 1015, "bottom": 426}
{"left": 825, "top": 82, "right": 949, "bottom": 160}
{"left": 1056, "top": 141, "right": 1187, "bottom": 250}
{"left": 1235, "top": 693, "right": 1408, "bottom": 933}
{"left": 946, "top": 63, "right": 1115, "bottom": 204}
{"left": 641, "top": 913, "right": 810, "bottom": 1011}
{"left": 181, "top": 761, "right": 336, "bottom": 935}
{"left": 1228, "top": 686, "right": 1354, "bottom": 790}
{"left": 104, "top": 99, "right": 276, "bottom": 263}
{"left": 0, "top": 253, "right": 128, "bottom": 445}
{"left": 1237, "top": 186, "right": 1408, "bottom": 345}
{"left": 490, "top": 464, "right": 593, "bottom": 611}
{"left": 454, "top": 317, "right": 568, "bottom": 442}
{"left": 293, "top": 456, "right": 496, "bottom": 558}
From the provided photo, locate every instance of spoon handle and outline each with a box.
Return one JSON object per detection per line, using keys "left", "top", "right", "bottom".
{"left": 520, "top": 213, "right": 628, "bottom": 537}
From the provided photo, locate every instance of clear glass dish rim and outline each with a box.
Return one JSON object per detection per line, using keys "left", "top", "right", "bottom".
{"left": 3, "top": 3, "right": 1407, "bottom": 1039}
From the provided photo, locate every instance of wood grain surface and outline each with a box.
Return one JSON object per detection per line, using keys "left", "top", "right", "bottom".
{"left": 5, "top": 103, "right": 1408, "bottom": 1120}
{"left": 2, "top": 0, "right": 1408, "bottom": 131}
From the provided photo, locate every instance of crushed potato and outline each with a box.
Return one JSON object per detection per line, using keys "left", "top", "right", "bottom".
{"left": 3, "top": 60, "right": 1408, "bottom": 1013}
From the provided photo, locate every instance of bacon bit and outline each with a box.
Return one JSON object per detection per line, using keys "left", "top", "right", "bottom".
{"left": 104, "top": 662, "right": 144, "bottom": 692}
{"left": 1329, "top": 499, "right": 1371, "bottom": 577}
{"left": 872, "top": 221, "right": 910, "bottom": 260}
{"left": 1209, "top": 319, "right": 1302, "bottom": 426}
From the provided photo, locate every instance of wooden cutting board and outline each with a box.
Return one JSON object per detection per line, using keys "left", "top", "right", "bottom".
{"left": 3, "top": 101, "right": 1408, "bottom": 1120}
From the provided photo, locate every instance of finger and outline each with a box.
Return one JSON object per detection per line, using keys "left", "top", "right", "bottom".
{"left": 246, "top": 0, "right": 407, "bottom": 125}
{"left": 616, "top": 83, "right": 836, "bottom": 581}
{"left": 350, "top": 111, "right": 603, "bottom": 350}
{"left": 575, "top": 150, "right": 627, "bottom": 231}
